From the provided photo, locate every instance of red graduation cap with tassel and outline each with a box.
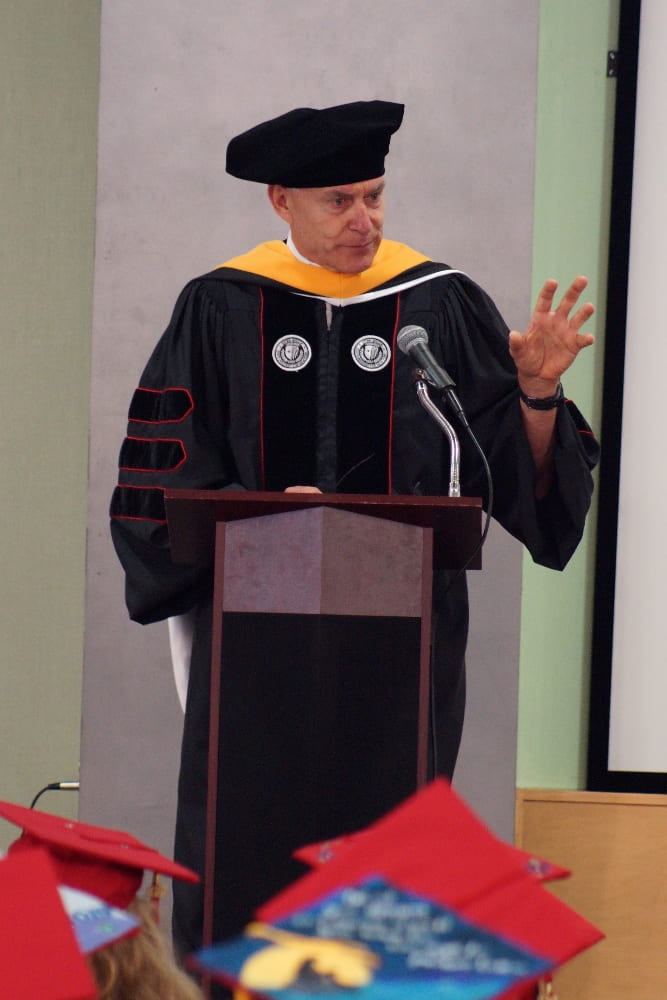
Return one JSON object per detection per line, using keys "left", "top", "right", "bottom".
{"left": 0, "top": 798, "right": 199, "bottom": 912}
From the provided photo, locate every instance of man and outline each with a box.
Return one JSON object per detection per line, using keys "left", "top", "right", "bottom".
{"left": 110, "top": 101, "right": 599, "bottom": 956}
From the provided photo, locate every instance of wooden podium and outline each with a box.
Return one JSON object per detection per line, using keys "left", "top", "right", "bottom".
{"left": 165, "top": 490, "right": 482, "bottom": 945}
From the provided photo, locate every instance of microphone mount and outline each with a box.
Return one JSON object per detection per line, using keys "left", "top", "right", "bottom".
{"left": 412, "top": 369, "right": 461, "bottom": 497}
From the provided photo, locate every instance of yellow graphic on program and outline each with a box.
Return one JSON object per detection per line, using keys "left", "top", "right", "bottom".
{"left": 238, "top": 922, "right": 381, "bottom": 991}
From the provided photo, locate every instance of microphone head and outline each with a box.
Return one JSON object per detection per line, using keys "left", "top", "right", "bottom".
{"left": 397, "top": 324, "right": 429, "bottom": 354}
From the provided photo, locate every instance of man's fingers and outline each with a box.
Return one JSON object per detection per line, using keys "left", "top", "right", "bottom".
{"left": 571, "top": 301, "right": 595, "bottom": 330}
{"left": 534, "top": 276, "right": 590, "bottom": 319}
{"left": 533, "top": 278, "right": 559, "bottom": 314}
{"left": 554, "top": 276, "right": 589, "bottom": 316}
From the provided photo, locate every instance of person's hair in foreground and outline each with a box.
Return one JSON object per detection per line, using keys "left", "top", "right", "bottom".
{"left": 88, "top": 896, "right": 205, "bottom": 1000}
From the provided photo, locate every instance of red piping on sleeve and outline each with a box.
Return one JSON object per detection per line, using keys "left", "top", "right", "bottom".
{"left": 128, "top": 386, "right": 194, "bottom": 424}
{"left": 118, "top": 435, "right": 188, "bottom": 473}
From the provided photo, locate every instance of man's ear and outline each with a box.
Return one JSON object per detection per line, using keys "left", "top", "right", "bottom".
{"left": 267, "top": 185, "right": 291, "bottom": 223}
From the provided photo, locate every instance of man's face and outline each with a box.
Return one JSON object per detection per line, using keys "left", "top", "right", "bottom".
{"left": 268, "top": 178, "right": 386, "bottom": 274}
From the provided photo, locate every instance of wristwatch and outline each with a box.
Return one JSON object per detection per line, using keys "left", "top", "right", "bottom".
{"left": 518, "top": 382, "right": 564, "bottom": 410}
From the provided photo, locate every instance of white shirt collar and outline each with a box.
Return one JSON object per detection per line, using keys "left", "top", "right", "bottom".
{"left": 286, "top": 230, "right": 322, "bottom": 268}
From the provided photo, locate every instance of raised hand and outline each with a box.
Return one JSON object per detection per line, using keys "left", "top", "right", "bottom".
{"left": 508, "top": 276, "right": 595, "bottom": 391}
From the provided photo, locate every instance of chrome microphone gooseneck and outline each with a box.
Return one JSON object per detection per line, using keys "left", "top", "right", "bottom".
{"left": 413, "top": 370, "right": 461, "bottom": 497}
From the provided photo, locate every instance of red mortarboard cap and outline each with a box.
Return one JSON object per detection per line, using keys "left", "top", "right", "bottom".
{"left": 226, "top": 100, "right": 404, "bottom": 187}
{"left": 295, "top": 831, "right": 571, "bottom": 883}
{"left": 0, "top": 848, "right": 98, "bottom": 999}
{"left": 259, "top": 780, "right": 602, "bottom": 969}
{"left": 0, "top": 799, "right": 199, "bottom": 908}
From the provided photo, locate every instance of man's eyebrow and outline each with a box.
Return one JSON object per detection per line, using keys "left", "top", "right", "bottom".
{"left": 325, "top": 182, "right": 386, "bottom": 198}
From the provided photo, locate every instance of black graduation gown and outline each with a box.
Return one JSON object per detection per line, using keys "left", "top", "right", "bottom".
{"left": 110, "top": 239, "right": 599, "bottom": 954}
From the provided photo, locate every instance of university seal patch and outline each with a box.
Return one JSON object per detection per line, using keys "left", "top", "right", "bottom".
{"left": 272, "top": 335, "right": 312, "bottom": 372}
{"left": 351, "top": 335, "right": 391, "bottom": 372}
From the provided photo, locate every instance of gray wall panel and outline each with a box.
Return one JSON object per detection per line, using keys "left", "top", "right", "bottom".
{"left": 83, "top": 0, "right": 538, "bottom": 881}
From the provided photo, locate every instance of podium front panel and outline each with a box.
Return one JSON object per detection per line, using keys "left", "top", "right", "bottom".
{"left": 211, "top": 611, "right": 421, "bottom": 941}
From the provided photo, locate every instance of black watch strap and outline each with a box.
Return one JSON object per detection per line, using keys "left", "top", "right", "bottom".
{"left": 519, "top": 382, "right": 564, "bottom": 410}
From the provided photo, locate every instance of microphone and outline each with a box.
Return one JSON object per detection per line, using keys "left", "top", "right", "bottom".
{"left": 397, "top": 325, "right": 468, "bottom": 427}
{"left": 396, "top": 325, "right": 455, "bottom": 391}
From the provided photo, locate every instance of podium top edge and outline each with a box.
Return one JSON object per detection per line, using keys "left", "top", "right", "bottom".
{"left": 164, "top": 488, "right": 482, "bottom": 510}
